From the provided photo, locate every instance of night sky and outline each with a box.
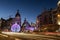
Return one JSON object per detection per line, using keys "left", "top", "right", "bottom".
{"left": 0, "top": 0, "right": 58, "bottom": 24}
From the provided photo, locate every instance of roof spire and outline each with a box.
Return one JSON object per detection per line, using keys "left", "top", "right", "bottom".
{"left": 17, "top": 9, "right": 19, "bottom": 13}
{"left": 15, "top": 9, "right": 20, "bottom": 17}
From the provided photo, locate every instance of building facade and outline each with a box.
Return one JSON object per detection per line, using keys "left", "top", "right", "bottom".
{"left": 36, "top": 1, "right": 60, "bottom": 32}
{"left": 1, "top": 10, "right": 21, "bottom": 31}
{"left": 22, "top": 18, "right": 31, "bottom": 32}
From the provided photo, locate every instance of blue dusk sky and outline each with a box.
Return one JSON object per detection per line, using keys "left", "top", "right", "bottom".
{"left": 0, "top": 0, "right": 58, "bottom": 23}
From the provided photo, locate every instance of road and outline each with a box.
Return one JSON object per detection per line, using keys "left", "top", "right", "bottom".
{"left": 0, "top": 32, "right": 60, "bottom": 40}
{"left": 0, "top": 34, "right": 15, "bottom": 40}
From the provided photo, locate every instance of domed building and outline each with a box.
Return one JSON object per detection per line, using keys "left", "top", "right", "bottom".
{"left": 12, "top": 10, "right": 21, "bottom": 26}
{"left": 9, "top": 10, "right": 21, "bottom": 32}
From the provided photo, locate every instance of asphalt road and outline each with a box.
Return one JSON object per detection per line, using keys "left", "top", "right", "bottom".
{"left": 0, "top": 32, "right": 60, "bottom": 40}
{"left": 0, "top": 34, "right": 15, "bottom": 40}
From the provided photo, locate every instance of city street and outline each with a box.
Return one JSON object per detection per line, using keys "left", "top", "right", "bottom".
{"left": 0, "top": 32, "right": 60, "bottom": 40}
{"left": 0, "top": 0, "right": 60, "bottom": 40}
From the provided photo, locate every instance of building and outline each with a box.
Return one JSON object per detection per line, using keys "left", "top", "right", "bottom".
{"left": 36, "top": 1, "right": 60, "bottom": 32}
{"left": 1, "top": 18, "right": 6, "bottom": 29}
{"left": 12, "top": 10, "right": 21, "bottom": 26}
{"left": 22, "top": 18, "right": 31, "bottom": 32}
{"left": 1, "top": 10, "right": 21, "bottom": 31}
{"left": 37, "top": 9, "right": 53, "bottom": 26}
{"left": 6, "top": 17, "right": 13, "bottom": 31}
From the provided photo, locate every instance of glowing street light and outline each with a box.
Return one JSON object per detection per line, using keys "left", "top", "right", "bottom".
{"left": 57, "top": 14, "right": 60, "bottom": 25}
{"left": 58, "top": 21, "right": 60, "bottom": 25}
{"left": 57, "top": 0, "right": 60, "bottom": 6}
{"left": 57, "top": 14, "right": 60, "bottom": 17}
{"left": 57, "top": 14, "right": 60, "bottom": 32}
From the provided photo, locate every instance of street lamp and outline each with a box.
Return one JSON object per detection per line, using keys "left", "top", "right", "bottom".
{"left": 57, "top": 0, "right": 60, "bottom": 7}
{"left": 57, "top": 14, "right": 60, "bottom": 32}
{"left": 58, "top": 22, "right": 60, "bottom": 25}
{"left": 57, "top": 14, "right": 60, "bottom": 25}
{"left": 57, "top": 14, "right": 60, "bottom": 17}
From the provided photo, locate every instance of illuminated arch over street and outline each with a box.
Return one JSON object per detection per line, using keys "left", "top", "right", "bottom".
{"left": 11, "top": 22, "right": 21, "bottom": 32}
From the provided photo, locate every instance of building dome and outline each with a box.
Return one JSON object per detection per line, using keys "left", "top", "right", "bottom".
{"left": 15, "top": 10, "right": 20, "bottom": 17}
